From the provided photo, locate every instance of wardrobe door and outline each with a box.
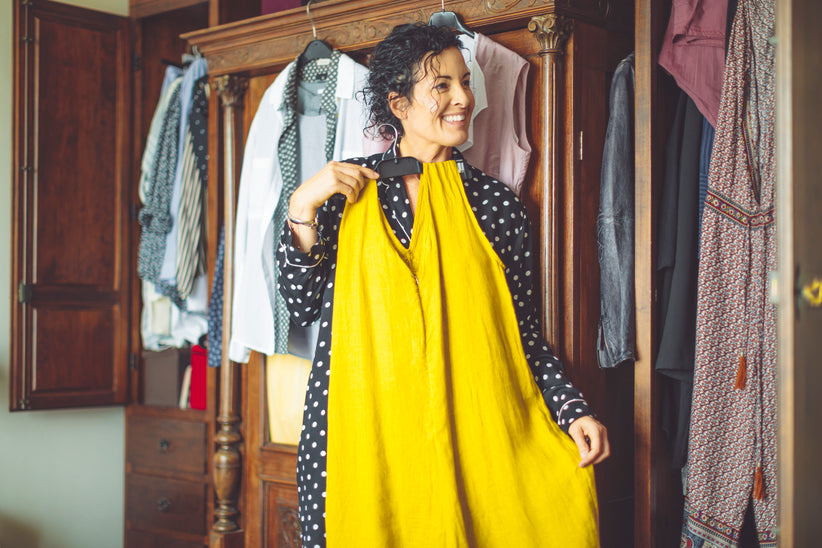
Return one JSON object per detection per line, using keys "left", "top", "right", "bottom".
{"left": 10, "top": 0, "right": 132, "bottom": 411}
{"left": 776, "top": 0, "right": 822, "bottom": 543}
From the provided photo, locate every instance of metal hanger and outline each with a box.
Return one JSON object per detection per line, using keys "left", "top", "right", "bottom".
{"left": 176, "top": 45, "right": 202, "bottom": 69}
{"left": 376, "top": 125, "right": 424, "bottom": 179}
{"left": 428, "top": 0, "right": 475, "bottom": 38}
{"left": 299, "top": 0, "right": 333, "bottom": 67}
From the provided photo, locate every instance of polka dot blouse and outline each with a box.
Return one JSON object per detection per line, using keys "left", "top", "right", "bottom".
{"left": 276, "top": 149, "right": 593, "bottom": 547}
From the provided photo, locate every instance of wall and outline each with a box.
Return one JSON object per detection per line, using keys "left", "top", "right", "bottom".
{"left": 0, "top": 0, "right": 129, "bottom": 547}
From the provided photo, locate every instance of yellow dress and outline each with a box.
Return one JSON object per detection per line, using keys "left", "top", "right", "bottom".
{"left": 327, "top": 160, "right": 599, "bottom": 547}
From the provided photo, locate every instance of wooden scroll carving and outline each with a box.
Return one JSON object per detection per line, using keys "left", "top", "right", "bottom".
{"left": 277, "top": 506, "right": 301, "bottom": 548}
{"left": 527, "top": 14, "right": 572, "bottom": 348}
{"left": 211, "top": 74, "right": 248, "bottom": 535}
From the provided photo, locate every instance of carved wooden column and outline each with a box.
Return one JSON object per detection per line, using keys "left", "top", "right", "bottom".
{"left": 527, "top": 13, "right": 573, "bottom": 348}
{"left": 211, "top": 74, "right": 248, "bottom": 538}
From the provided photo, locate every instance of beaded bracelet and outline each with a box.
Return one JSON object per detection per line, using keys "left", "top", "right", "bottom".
{"left": 287, "top": 212, "right": 319, "bottom": 230}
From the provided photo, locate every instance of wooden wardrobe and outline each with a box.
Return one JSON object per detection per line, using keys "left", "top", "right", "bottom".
{"left": 14, "top": 0, "right": 817, "bottom": 545}
{"left": 184, "top": 1, "right": 646, "bottom": 546}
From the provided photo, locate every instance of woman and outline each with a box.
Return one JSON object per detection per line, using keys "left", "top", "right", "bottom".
{"left": 278, "top": 23, "right": 610, "bottom": 547}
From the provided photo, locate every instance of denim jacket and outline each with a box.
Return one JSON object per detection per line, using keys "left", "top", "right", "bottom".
{"left": 597, "top": 53, "right": 636, "bottom": 368}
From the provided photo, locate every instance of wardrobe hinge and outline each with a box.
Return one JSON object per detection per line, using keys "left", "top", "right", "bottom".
{"left": 20, "top": 1, "right": 34, "bottom": 42}
{"left": 578, "top": 130, "right": 584, "bottom": 161}
{"left": 129, "top": 352, "right": 138, "bottom": 371}
{"left": 132, "top": 54, "right": 141, "bottom": 73}
{"left": 17, "top": 398, "right": 31, "bottom": 410}
{"left": 18, "top": 282, "right": 32, "bottom": 304}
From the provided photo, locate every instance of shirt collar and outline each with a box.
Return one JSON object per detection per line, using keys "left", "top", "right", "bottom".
{"left": 279, "top": 49, "right": 342, "bottom": 118}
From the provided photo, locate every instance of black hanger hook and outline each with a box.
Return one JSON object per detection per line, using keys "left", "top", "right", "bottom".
{"left": 375, "top": 124, "right": 423, "bottom": 179}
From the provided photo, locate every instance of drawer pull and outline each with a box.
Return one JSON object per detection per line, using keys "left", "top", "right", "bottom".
{"left": 158, "top": 439, "right": 170, "bottom": 453}
{"left": 156, "top": 497, "right": 172, "bottom": 513}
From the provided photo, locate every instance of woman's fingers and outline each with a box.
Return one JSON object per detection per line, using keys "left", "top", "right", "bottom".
{"left": 593, "top": 426, "right": 611, "bottom": 465}
{"left": 290, "top": 162, "right": 379, "bottom": 216}
{"left": 333, "top": 170, "right": 370, "bottom": 203}
{"left": 336, "top": 162, "right": 379, "bottom": 182}
{"left": 570, "top": 426, "right": 592, "bottom": 467}
{"left": 568, "top": 416, "right": 611, "bottom": 468}
{"left": 332, "top": 164, "right": 379, "bottom": 203}
{"left": 586, "top": 428, "right": 610, "bottom": 466}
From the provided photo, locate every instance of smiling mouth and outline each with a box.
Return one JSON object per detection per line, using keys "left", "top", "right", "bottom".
{"left": 443, "top": 114, "right": 466, "bottom": 123}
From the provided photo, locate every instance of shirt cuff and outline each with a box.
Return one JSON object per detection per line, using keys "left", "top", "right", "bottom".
{"left": 279, "top": 226, "right": 325, "bottom": 268}
{"left": 552, "top": 397, "right": 594, "bottom": 433}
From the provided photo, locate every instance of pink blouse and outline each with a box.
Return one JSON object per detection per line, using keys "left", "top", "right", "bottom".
{"left": 658, "top": 0, "right": 729, "bottom": 127}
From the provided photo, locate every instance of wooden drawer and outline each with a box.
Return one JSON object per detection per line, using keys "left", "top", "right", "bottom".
{"left": 127, "top": 415, "right": 206, "bottom": 475}
{"left": 126, "top": 473, "right": 207, "bottom": 535}
{"left": 126, "top": 528, "right": 205, "bottom": 548}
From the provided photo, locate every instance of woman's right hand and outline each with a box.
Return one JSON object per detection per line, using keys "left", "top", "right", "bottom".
{"left": 288, "top": 161, "right": 380, "bottom": 253}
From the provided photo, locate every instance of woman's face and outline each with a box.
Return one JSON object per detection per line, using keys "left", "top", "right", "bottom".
{"left": 394, "top": 46, "right": 474, "bottom": 158}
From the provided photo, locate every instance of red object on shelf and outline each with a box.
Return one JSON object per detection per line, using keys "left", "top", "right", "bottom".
{"left": 190, "top": 344, "right": 207, "bottom": 410}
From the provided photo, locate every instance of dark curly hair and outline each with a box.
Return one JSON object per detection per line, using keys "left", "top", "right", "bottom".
{"left": 362, "top": 23, "right": 463, "bottom": 141}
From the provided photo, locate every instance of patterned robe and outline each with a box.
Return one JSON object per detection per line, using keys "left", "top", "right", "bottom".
{"left": 681, "top": 0, "right": 777, "bottom": 546}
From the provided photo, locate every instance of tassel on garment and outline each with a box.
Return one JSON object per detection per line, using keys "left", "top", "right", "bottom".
{"left": 754, "top": 466, "right": 765, "bottom": 500}
{"left": 734, "top": 354, "right": 747, "bottom": 390}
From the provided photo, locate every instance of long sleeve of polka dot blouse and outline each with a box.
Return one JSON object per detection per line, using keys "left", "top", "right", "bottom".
{"left": 276, "top": 151, "right": 593, "bottom": 433}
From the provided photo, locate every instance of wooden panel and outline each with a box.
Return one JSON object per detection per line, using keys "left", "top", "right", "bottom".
{"left": 127, "top": 529, "right": 206, "bottom": 548}
{"left": 634, "top": 0, "right": 658, "bottom": 541}
{"left": 130, "top": 0, "right": 206, "bottom": 19}
{"left": 208, "top": 0, "right": 261, "bottom": 27}
{"left": 263, "top": 481, "right": 300, "bottom": 548}
{"left": 34, "top": 17, "right": 119, "bottom": 286}
{"left": 10, "top": 0, "right": 131, "bottom": 411}
{"left": 126, "top": 474, "right": 208, "bottom": 535}
{"left": 634, "top": 0, "right": 682, "bottom": 546}
{"left": 127, "top": 414, "right": 208, "bottom": 476}
{"left": 31, "top": 307, "right": 115, "bottom": 392}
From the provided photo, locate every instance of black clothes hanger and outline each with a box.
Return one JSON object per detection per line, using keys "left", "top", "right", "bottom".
{"left": 300, "top": 39, "right": 333, "bottom": 63}
{"left": 428, "top": 0, "right": 475, "bottom": 38}
{"left": 298, "top": 0, "right": 333, "bottom": 68}
{"left": 378, "top": 156, "right": 425, "bottom": 179}
{"left": 376, "top": 125, "right": 424, "bottom": 179}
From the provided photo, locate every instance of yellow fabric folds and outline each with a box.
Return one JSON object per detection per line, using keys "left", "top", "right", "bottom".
{"left": 327, "top": 160, "right": 598, "bottom": 547}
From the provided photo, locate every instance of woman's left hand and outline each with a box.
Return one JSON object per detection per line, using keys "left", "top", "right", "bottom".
{"left": 568, "top": 416, "right": 610, "bottom": 467}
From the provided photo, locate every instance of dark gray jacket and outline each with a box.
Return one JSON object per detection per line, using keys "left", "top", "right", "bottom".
{"left": 597, "top": 53, "right": 635, "bottom": 368}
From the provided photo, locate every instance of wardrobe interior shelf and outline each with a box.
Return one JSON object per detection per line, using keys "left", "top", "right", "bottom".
{"left": 130, "top": 0, "right": 207, "bottom": 19}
